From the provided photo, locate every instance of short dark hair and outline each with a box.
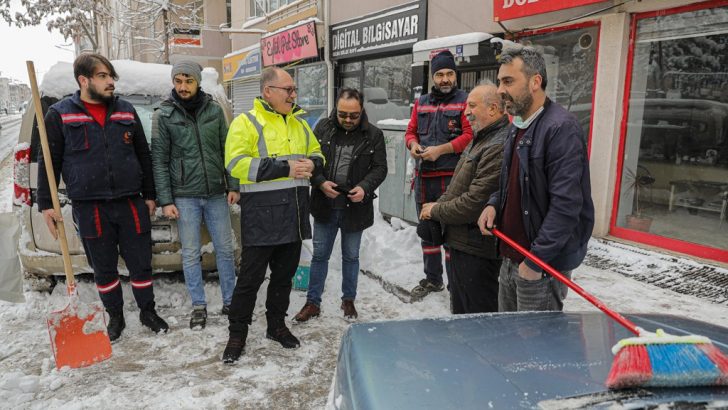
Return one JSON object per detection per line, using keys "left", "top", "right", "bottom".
{"left": 499, "top": 46, "right": 548, "bottom": 90}
{"left": 73, "top": 53, "right": 118, "bottom": 87}
{"left": 337, "top": 87, "right": 363, "bottom": 108}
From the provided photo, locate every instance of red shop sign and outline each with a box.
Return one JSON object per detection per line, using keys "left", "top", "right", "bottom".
{"left": 261, "top": 21, "right": 318, "bottom": 67}
{"left": 493, "top": 0, "right": 608, "bottom": 22}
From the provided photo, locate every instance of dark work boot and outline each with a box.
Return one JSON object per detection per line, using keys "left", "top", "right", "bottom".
{"left": 189, "top": 305, "right": 207, "bottom": 330}
{"left": 266, "top": 323, "right": 300, "bottom": 349}
{"left": 140, "top": 305, "right": 169, "bottom": 334}
{"left": 222, "top": 327, "right": 248, "bottom": 365}
{"left": 107, "top": 309, "right": 125, "bottom": 342}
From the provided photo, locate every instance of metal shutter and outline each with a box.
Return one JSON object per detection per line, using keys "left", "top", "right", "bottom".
{"left": 232, "top": 77, "right": 260, "bottom": 116}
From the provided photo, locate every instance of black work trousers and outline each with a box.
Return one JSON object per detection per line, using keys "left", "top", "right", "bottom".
{"left": 228, "top": 241, "right": 301, "bottom": 338}
{"left": 446, "top": 248, "right": 501, "bottom": 314}
{"left": 73, "top": 196, "right": 155, "bottom": 312}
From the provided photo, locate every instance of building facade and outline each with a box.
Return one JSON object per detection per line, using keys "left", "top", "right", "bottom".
{"left": 222, "top": 0, "right": 728, "bottom": 265}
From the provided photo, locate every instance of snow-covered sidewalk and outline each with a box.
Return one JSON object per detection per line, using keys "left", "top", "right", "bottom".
{"left": 1, "top": 203, "right": 727, "bottom": 408}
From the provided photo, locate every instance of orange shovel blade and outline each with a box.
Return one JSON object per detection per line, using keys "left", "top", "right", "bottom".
{"left": 47, "top": 299, "right": 112, "bottom": 369}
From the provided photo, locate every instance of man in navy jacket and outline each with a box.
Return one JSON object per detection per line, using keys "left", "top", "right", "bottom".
{"left": 478, "top": 46, "right": 594, "bottom": 312}
{"left": 37, "top": 53, "right": 168, "bottom": 341}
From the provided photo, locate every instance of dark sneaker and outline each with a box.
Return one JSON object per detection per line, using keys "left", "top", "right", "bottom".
{"left": 107, "top": 310, "right": 125, "bottom": 342}
{"left": 341, "top": 300, "right": 358, "bottom": 320}
{"left": 221, "top": 305, "right": 230, "bottom": 316}
{"left": 410, "top": 279, "right": 445, "bottom": 301}
{"left": 140, "top": 308, "right": 169, "bottom": 334}
{"left": 266, "top": 325, "right": 300, "bottom": 349}
{"left": 293, "top": 302, "right": 320, "bottom": 323}
{"left": 222, "top": 337, "right": 246, "bottom": 364}
{"left": 189, "top": 305, "right": 207, "bottom": 330}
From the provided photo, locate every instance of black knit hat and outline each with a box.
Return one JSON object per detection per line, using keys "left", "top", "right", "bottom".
{"left": 430, "top": 50, "right": 457, "bottom": 75}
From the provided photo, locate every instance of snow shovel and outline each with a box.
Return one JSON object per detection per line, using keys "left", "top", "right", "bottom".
{"left": 27, "top": 61, "right": 112, "bottom": 369}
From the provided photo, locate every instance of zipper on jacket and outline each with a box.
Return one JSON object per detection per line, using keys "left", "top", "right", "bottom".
{"left": 174, "top": 101, "right": 211, "bottom": 195}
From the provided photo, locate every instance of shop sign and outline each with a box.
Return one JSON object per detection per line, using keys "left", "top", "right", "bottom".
{"left": 330, "top": 0, "right": 427, "bottom": 60}
{"left": 171, "top": 28, "right": 202, "bottom": 47}
{"left": 493, "top": 0, "right": 608, "bottom": 22}
{"left": 223, "top": 48, "right": 261, "bottom": 82}
{"left": 261, "top": 21, "right": 318, "bottom": 67}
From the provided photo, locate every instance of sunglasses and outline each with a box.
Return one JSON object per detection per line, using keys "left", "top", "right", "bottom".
{"left": 268, "top": 85, "right": 298, "bottom": 95}
{"left": 337, "top": 111, "right": 361, "bottom": 120}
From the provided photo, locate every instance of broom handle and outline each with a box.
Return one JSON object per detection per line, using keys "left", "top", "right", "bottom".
{"left": 26, "top": 61, "right": 76, "bottom": 293}
{"left": 491, "top": 228, "right": 640, "bottom": 336}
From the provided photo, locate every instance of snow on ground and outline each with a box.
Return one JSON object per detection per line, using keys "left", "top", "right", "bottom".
{"left": 1, "top": 138, "right": 727, "bottom": 407}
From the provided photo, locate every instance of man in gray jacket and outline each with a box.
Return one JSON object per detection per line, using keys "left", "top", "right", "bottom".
{"left": 419, "top": 81, "right": 508, "bottom": 313}
{"left": 152, "top": 61, "right": 239, "bottom": 330}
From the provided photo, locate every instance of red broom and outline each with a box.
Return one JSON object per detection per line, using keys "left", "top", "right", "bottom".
{"left": 491, "top": 227, "right": 728, "bottom": 389}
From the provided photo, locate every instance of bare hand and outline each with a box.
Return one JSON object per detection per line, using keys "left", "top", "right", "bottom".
{"left": 478, "top": 205, "right": 496, "bottom": 235}
{"left": 42, "top": 209, "right": 62, "bottom": 240}
{"left": 145, "top": 200, "right": 156, "bottom": 217}
{"left": 518, "top": 262, "right": 542, "bottom": 281}
{"left": 163, "top": 204, "right": 179, "bottom": 219}
{"left": 348, "top": 186, "right": 365, "bottom": 203}
{"left": 320, "top": 181, "right": 340, "bottom": 199}
{"left": 419, "top": 202, "right": 435, "bottom": 220}
{"left": 420, "top": 145, "right": 445, "bottom": 162}
{"left": 409, "top": 142, "right": 423, "bottom": 159}
{"left": 227, "top": 191, "right": 240, "bottom": 205}
{"left": 288, "top": 159, "right": 313, "bottom": 179}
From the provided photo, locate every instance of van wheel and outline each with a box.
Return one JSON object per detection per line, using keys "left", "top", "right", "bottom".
{"left": 24, "top": 272, "right": 57, "bottom": 293}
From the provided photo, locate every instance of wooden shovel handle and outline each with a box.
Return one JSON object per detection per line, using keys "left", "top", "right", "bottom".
{"left": 26, "top": 61, "right": 75, "bottom": 291}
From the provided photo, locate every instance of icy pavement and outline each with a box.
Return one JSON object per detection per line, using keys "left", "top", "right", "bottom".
{"left": 1, "top": 207, "right": 727, "bottom": 408}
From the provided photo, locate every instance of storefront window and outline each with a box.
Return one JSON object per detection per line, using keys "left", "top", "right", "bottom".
{"left": 339, "top": 54, "right": 413, "bottom": 125}
{"left": 293, "top": 63, "right": 328, "bottom": 127}
{"left": 616, "top": 5, "right": 728, "bottom": 252}
{"left": 519, "top": 24, "right": 599, "bottom": 146}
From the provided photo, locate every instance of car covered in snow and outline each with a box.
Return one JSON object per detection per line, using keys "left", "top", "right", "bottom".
{"left": 329, "top": 311, "right": 728, "bottom": 409}
{"left": 13, "top": 60, "right": 240, "bottom": 288}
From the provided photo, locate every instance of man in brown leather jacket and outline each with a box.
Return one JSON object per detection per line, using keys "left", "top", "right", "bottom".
{"left": 419, "top": 81, "right": 508, "bottom": 313}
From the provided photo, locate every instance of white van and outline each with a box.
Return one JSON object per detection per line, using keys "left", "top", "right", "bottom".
{"left": 13, "top": 60, "right": 240, "bottom": 290}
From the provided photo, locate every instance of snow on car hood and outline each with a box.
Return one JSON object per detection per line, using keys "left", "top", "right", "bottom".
{"left": 40, "top": 60, "right": 226, "bottom": 100}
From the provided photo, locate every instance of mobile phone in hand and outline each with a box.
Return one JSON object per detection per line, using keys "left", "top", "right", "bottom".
{"left": 332, "top": 185, "right": 352, "bottom": 195}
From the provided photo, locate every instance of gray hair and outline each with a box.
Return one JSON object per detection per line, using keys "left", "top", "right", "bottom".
{"left": 260, "top": 67, "right": 284, "bottom": 94}
{"left": 476, "top": 79, "right": 505, "bottom": 112}
{"left": 499, "top": 46, "right": 548, "bottom": 90}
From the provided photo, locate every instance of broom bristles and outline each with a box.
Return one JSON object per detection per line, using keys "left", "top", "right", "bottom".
{"left": 607, "top": 329, "right": 728, "bottom": 389}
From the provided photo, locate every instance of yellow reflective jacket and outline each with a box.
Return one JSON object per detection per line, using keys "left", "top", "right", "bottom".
{"left": 225, "top": 97, "right": 324, "bottom": 245}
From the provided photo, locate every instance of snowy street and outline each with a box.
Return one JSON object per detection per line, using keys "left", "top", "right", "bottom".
{"left": 1, "top": 116, "right": 727, "bottom": 408}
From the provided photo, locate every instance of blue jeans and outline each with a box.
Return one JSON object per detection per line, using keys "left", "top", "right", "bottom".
{"left": 175, "top": 195, "right": 236, "bottom": 307}
{"left": 306, "top": 210, "right": 363, "bottom": 307}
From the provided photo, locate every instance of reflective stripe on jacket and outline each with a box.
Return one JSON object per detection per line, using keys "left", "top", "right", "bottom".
{"left": 224, "top": 97, "right": 324, "bottom": 246}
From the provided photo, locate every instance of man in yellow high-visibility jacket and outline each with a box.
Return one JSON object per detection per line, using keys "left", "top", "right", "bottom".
{"left": 222, "top": 67, "right": 324, "bottom": 364}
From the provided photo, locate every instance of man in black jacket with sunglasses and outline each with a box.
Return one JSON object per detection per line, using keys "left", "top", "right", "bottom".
{"left": 294, "top": 88, "right": 387, "bottom": 322}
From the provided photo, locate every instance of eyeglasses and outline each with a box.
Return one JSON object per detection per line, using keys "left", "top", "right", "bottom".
{"left": 268, "top": 85, "right": 298, "bottom": 95}
{"left": 337, "top": 111, "right": 361, "bottom": 120}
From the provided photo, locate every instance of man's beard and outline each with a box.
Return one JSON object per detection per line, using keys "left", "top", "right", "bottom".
{"left": 503, "top": 88, "right": 533, "bottom": 117}
{"left": 88, "top": 84, "right": 114, "bottom": 104}
{"left": 466, "top": 113, "right": 482, "bottom": 132}
{"left": 435, "top": 81, "right": 456, "bottom": 94}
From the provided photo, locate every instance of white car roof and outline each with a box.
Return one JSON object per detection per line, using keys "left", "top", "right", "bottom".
{"left": 40, "top": 59, "right": 225, "bottom": 100}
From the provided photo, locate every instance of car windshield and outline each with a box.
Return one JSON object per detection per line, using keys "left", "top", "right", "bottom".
{"left": 124, "top": 95, "right": 160, "bottom": 142}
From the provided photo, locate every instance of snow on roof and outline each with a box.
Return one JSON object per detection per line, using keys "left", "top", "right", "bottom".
{"left": 242, "top": 16, "right": 265, "bottom": 29}
{"left": 224, "top": 43, "right": 260, "bottom": 59}
{"left": 413, "top": 33, "right": 493, "bottom": 52}
{"left": 40, "top": 59, "right": 225, "bottom": 100}
{"left": 262, "top": 17, "right": 321, "bottom": 38}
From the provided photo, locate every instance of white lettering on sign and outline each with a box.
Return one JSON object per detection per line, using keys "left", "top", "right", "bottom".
{"left": 503, "top": 0, "right": 539, "bottom": 8}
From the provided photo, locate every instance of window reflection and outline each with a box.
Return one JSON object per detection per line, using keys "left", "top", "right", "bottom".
{"left": 617, "top": 6, "right": 728, "bottom": 251}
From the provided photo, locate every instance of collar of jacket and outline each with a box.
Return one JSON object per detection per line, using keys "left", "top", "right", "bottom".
{"left": 507, "top": 97, "right": 554, "bottom": 144}
{"left": 327, "top": 107, "right": 371, "bottom": 133}
{"left": 161, "top": 90, "right": 211, "bottom": 117}
{"left": 70, "top": 90, "right": 117, "bottom": 112}
{"left": 474, "top": 115, "right": 509, "bottom": 142}
{"left": 429, "top": 85, "right": 459, "bottom": 102}
{"left": 254, "top": 97, "right": 305, "bottom": 119}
